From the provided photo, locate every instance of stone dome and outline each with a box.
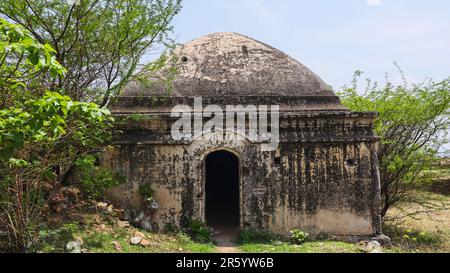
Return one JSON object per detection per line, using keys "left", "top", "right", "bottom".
{"left": 123, "top": 32, "right": 337, "bottom": 98}
{"left": 116, "top": 32, "right": 348, "bottom": 112}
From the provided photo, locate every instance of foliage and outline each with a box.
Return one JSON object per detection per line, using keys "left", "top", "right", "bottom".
{"left": 184, "top": 219, "right": 211, "bottom": 243}
{"left": 382, "top": 221, "right": 445, "bottom": 252}
{"left": 401, "top": 229, "right": 442, "bottom": 246}
{"left": 76, "top": 159, "right": 126, "bottom": 200}
{"left": 75, "top": 155, "right": 125, "bottom": 200}
{"left": 138, "top": 183, "right": 154, "bottom": 200}
{"left": 0, "top": 91, "right": 112, "bottom": 161}
{"left": 36, "top": 213, "right": 215, "bottom": 253}
{"left": 0, "top": 18, "right": 66, "bottom": 107}
{"left": 238, "top": 228, "right": 278, "bottom": 244}
{"left": 239, "top": 241, "right": 362, "bottom": 253}
{"left": 338, "top": 69, "right": 450, "bottom": 218}
{"left": 175, "top": 231, "right": 191, "bottom": 244}
{"left": 0, "top": 21, "right": 113, "bottom": 252}
{"left": 289, "top": 229, "right": 309, "bottom": 244}
{"left": 0, "top": 0, "right": 182, "bottom": 105}
{"left": 163, "top": 222, "right": 178, "bottom": 234}
{"left": 37, "top": 222, "right": 79, "bottom": 252}
{"left": 0, "top": 92, "right": 113, "bottom": 251}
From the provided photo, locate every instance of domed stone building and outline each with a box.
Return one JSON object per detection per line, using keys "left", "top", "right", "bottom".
{"left": 104, "top": 32, "right": 382, "bottom": 236}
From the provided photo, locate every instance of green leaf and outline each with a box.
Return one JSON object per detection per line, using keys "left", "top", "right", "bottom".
{"left": 28, "top": 51, "right": 39, "bottom": 65}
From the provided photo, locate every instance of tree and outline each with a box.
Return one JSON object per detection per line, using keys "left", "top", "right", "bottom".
{"left": 0, "top": 18, "right": 66, "bottom": 108}
{"left": 0, "top": 0, "right": 182, "bottom": 105}
{"left": 338, "top": 70, "right": 450, "bottom": 219}
{"left": 0, "top": 19, "right": 113, "bottom": 252}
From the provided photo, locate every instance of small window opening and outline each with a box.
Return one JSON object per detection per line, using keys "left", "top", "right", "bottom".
{"left": 241, "top": 45, "right": 249, "bottom": 55}
{"left": 274, "top": 156, "right": 281, "bottom": 165}
{"left": 346, "top": 159, "right": 355, "bottom": 166}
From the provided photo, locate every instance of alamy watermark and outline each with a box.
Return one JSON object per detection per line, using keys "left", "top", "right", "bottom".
{"left": 171, "top": 97, "right": 280, "bottom": 152}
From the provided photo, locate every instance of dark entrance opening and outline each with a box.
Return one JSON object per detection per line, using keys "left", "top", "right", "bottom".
{"left": 205, "top": 150, "right": 240, "bottom": 229}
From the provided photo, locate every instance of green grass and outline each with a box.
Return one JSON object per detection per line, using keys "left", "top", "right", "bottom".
{"left": 37, "top": 214, "right": 360, "bottom": 253}
{"left": 235, "top": 227, "right": 361, "bottom": 253}
{"left": 35, "top": 164, "right": 449, "bottom": 253}
{"left": 36, "top": 188, "right": 449, "bottom": 253}
{"left": 37, "top": 213, "right": 215, "bottom": 253}
{"left": 239, "top": 241, "right": 362, "bottom": 253}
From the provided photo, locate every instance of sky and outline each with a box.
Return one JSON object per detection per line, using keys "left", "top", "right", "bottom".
{"left": 169, "top": 0, "right": 450, "bottom": 90}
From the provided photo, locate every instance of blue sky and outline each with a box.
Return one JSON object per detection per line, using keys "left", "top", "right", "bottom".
{"left": 170, "top": 0, "right": 450, "bottom": 90}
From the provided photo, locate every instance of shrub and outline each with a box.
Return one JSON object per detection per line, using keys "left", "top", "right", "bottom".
{"left": 79, "top": 168, "right": 125, "bottom": 200}
{"left": 0, "top": 0, "right": 181, "bottom": 104}
{"left": 238, "top": 228, "right": 278, "bottom": 244}
{"left": 401, "top": 229, "right": 442, "bottom": 246}
{"left": 383, "top": 222, "right": 443, "bottom": 251}
{"left": 396, "top": 228, "right": 443, "bottom": 252}
{"left": 289, "top": 229, "right": 309, "bottom": 244}
{"left": 176, "top": 231, "right": 192, "bottom": 244}
{"left": 184, "top": 219, "right": 211, "bottom": 243}
{"left": 163, "top": 222, "right": 178, "bottom": 234}
{"left": 138, "top": 183, "right": 155, "bottom": 200}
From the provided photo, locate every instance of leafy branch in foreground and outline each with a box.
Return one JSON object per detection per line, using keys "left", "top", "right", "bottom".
{"left": 0, "top": 19, "right": 113, "bottom": 252}
{"left": 0, "top": 0, "right": 182, "bottom": 105}
{"left": 0, "top": 17, "right": 66, "bottom": 107}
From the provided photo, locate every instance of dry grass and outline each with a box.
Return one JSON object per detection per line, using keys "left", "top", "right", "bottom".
{"left": 384, "top": 189, "right": 450, "bottom": 252}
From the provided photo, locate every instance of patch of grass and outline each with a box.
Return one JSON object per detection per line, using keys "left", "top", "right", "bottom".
{"left": 383, "top": 222, "right": 448, "bottom": 253}
{"left": 184, "top": 219, "right": 212, "bottom": 243}
{"left": 386, "top": 226, "right": 441, "bottom": 245}
{"left": 237, "top": 228, "right": 279, "bottom": 244}
{"left": 38, "top": 222, "right": 80, "bottom": 253}
{"left": 174, "top": 241, "right": 216, "bottom": 253}
{"left": 79, "top": 168, "right": 126, "bottom": 200}
{"left": 35, "top": 174, "right": 449, "bottom": 253}
{"left": 163, "top": 222, "right": 178, "bottom": 234}
{"left": 384, "top": 189, "right": 450, "bottom": 253}
{"left": 138, "top": 183, "right": 154, "bottom": 200}
{"left": 236, "top": 228, "right": 358, "bottom": 253}
{"left": 289, "top": 229, "right": 309, "bottom": 244}
{"left": 239, "top": 241, "right": 362, "bottom": 253}
{"left": 37, "top": 214, "right": 215, "bottom": 253}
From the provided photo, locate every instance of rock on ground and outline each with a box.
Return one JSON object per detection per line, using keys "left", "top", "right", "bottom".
{"left": 130, "top": 236, "right": 143, "bottom": 245}
{"left": 365, "top": 240, "right": 383, "bottom": 253}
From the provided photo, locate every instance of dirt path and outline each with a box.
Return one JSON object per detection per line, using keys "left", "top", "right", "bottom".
{"left": 212, "top": 227, "right": 242, "bottom": 253}
{"left": 216, "top": 245, "right": 241, "bottom": 253}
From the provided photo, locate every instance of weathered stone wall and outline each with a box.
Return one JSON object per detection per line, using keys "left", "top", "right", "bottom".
{"left": 102, "top": 111, "right": 381, "bottom": 236}
{"left": 264, "top": 141, "right": 380, "bottom": 235}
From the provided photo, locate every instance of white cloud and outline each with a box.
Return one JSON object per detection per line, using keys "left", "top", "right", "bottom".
{"left": 366, "top": 0, "right": 382, "bottom": 6}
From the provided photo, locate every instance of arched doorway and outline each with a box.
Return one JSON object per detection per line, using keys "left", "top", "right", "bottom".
{"left": 204, "top": 150, "right": 240, "bottom": 230}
